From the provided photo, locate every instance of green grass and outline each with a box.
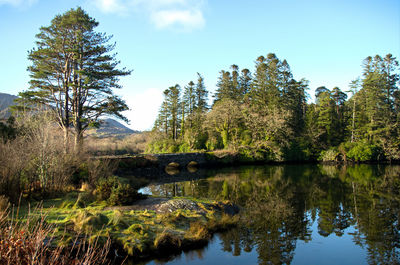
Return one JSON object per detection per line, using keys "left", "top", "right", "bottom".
{"left": 10, "top": 192, "right": 239, "bottom": 260}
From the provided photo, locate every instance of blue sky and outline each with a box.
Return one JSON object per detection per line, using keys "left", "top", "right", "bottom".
{"left": 0, "top": 0, "right": 399, "bottom": 130}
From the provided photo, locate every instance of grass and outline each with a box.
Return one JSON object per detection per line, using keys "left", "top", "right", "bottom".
{"left": 6, "top": 192, "right": 239, "bottom": 261}
{"left": 0, "top": 202, "right": 111, "bottom": 264}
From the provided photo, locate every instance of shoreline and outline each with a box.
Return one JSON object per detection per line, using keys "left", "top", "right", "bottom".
{"left": 9, "top": 195, "right": 240, "bottom": 263}
{"left": 97, "top": 151, "right": 400, "bottom": 176}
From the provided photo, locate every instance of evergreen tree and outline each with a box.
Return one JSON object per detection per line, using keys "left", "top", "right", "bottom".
{"left": 214, "top": 70, "right": 232, "bottom": 103}
{"left": 348, "top": 78, "right": 361, "bottom": 142}
{"left": 183, "top": 81, "right": 196, "bottom": 119}
{"left": 19, "top": 7, "right": 130, "bottom": 150}
{"left": 155, "top": 89, "right": 171, "bottom": 136}
{"left": 169, "top": 85, "right": 181, "bottom": 141}
{"left": 239, "top": 68, "right": 252, "bottom": 100}
{"left": 154, "top": 85, "right": 181, "bottom": 140}
{"left": 195, "top": 73, "right": 208, "bottom": 113}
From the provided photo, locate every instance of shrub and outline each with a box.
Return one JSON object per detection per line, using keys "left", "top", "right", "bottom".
{"left": 347, "top": 142, "right": 384, "bottom": 162}
{"left": 238, "top": 146, "right": 273, "bottom": 162}
{"left": 108, "top": 183, "right": 140, "bottom": 206}
{"left": 0, "top": 112, "right": 84, "bottom": 202}
{"left": 319, "top": 148, "right": 340, "bottom": 162}
{"left": 95, "top": 176, "right": 143, "bottom": 206}
{"left": 95, "top": 176, "right": 119, "bottom": 202}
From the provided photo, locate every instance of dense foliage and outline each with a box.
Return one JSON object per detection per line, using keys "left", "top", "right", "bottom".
{"left": 149, "top": 53, "right": 399, "bottom": 161}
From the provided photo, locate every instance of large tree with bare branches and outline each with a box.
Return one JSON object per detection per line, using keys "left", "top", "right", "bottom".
{"left": 19, "top": 7, "right": 131, "bottom": 150}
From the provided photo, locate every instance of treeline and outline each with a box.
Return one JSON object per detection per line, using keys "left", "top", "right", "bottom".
{"left": 147, "top": 53, "right": 399, "bottom": 162}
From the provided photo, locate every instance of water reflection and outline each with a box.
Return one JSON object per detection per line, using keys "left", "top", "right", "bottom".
{"left": 144, "top": 164, "right": 400, "bottom": 264}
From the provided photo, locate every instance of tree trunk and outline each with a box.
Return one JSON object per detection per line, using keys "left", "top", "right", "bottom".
{"left": 74, "top": 122, "right": 83, "bottom": 152}
{"left": 63, "top": 127, "right": 69, "bottom": 153}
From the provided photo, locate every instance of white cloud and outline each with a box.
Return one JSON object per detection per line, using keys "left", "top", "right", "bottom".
{"left": 91, "top": 0, "right": 127, "bottom": 14}
{"left": 88, "top": 0, "right": 206, "bottom": 31}
{"left": 151, "top": 9, "right": 204, "bottom": 30}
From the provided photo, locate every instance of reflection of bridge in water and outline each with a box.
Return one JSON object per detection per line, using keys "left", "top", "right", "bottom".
{"left": 152, "top": 153, "right": 207, "bottom": 169}
{"left": 103, "top": 153, "right": 213, "bottom": 179}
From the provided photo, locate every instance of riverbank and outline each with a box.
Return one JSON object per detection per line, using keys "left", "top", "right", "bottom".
{"left": 100, "top": 150, "right": 399, "bottom": 177}
{"left": 4, "top": 192, "right": 239, "bottom": 263}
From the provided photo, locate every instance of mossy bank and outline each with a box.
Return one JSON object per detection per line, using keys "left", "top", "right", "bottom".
{"left": 18, "top": 193, "right": 239, "bottom": 262}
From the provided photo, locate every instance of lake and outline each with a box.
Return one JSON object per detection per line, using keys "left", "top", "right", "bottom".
{"left": 138, "top": 164, "right": 400, "bottom": 265}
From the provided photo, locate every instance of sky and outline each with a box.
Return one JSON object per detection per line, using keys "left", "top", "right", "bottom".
{"left": 0, "top": 0, "right": 399, "bottom": 131}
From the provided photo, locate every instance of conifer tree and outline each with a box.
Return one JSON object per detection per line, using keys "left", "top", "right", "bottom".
{"left": 18, "top": 7, "right": 131, "bottom": 150}
{"left": 194, "top": 73, "right": 208, "bottom": 115}
{"left": 239, "top": 68, "right": 252, "bottom": 100}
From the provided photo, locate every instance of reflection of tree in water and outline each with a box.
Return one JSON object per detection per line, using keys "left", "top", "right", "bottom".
{"left": 145, "top": 164, "right": 400, "bottom": 264}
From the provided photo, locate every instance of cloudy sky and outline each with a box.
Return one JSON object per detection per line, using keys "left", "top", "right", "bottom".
{"left": 0, "top": 0, "right": 399, "bottom": 130}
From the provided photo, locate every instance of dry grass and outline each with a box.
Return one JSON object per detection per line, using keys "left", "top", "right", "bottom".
{"left": 0, "top": 112, "right": 83, "bottom": 202}
{"left": 0, "top": 205, "right": 111, "bottom": 265}
{"left": 84, "top": 132, "right": 151, "bottom": 155}
{"left": 154, "top": 229, "right": 182, "bottom": 253}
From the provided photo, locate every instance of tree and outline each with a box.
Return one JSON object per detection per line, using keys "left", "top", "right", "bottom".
{"left": 154, "top": 85, "right": 181, "bottom": 140}
{"left": 168, "top": 85, "right": 181, "bottom": 141}
{"left": 239, "top": 68, "right": 252, "bottom": 100}
{"left": 204, "top": 99, "right": 244, "bottom": 149}
{"left": 194, "top": 73, "right": 208, "bottom": 127}
{"left": 183, "top": 81, "right": 196, "bottom": 127}
{"left": 348, "top": 78, "right": 361, "bottom": 142}
{"left": 357, "top": 55, "right": 399, "bottom": 143}
{"left": 19, "top": 7, "right": 131, "bottom": 150}
{"left": 214, "top": 70, "right": 232, "bottom": 104}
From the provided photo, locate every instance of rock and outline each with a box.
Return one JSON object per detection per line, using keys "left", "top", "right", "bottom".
{"left": 156, "top": 199, "right": 206, "bottom": 214}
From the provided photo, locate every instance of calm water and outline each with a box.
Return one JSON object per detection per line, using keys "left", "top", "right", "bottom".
{"left": 139, "top": 164, "right": 400, "bottom": 265}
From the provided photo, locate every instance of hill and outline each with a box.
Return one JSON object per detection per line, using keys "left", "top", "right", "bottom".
{"left": 86, "top": 118, "right": 139, "bottom": 138}
{"left": 0, "top": 92, "right": 137, "bottom": 137}
{"left": 0, "top": 92, "right": 18, "bottom": 120}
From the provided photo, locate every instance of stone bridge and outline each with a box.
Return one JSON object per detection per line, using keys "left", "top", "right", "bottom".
{"left": 103, "top": 152, "right": 211, "bottom": 173}
{"left": 152, "top": 153, "right": 207, "bottom": 169}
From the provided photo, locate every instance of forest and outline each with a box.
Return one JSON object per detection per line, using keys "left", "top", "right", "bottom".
{"left": 148, "top": 53, "right": 400, "bottom": 162}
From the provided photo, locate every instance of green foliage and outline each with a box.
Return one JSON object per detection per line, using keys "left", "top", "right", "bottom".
{"left": 147, "top": 53, "right": 399, "bottom": 162}
{"left": 319, "top": 148, "right": 340, "bottom": 162}
{"left": 238, "top": 147, "right": 273, "bottom": 162}
{"left": 146, "top": 139, "right": 180, "bottom": 153}
{"left": 20, "top": 7, "right": 130, "bottom": 148}
{"left": 95, "top": 176, "right": 143, "bottom": 206}
{"left": 346, "top": 142, "right": 384, "bottom": 162}
{"left": 95, "top": 176, "right": 119, "bottom": 202}
{"left": 178, "top": 142, "right": 191, "bottom": 153}
{"left": 108, "top": 183, "right": 140, "bottom": 206}
{"left": 282, "top": 141, "right": 311, "bottom": 161}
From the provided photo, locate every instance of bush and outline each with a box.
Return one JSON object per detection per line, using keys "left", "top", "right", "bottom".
{"left": 108, "top": 183, "right": 140, "bottom": 206}
{"left": 319, "top": 147, "right": 340, "bottom": 162}
{"left": 95, "top": 176, "right": 143, "bottom": 206}
{"left": 346, "top": 142, "right": 384, "bottom": 162}
{"left": 238, "top": 146, "right": 273, "bottom": 163}
{"left": 0, "top": 112, "right": 83, "bottom": 202}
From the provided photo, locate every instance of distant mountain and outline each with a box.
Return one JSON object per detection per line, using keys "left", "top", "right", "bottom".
{"left": 0, "top": 92, "right": 18, "bottom": 120}
{"left": 89, "top": 118, "right": 139, "bottom": 137}
{"left": 0, "top": 92, "right": 137, "bottom": 137}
